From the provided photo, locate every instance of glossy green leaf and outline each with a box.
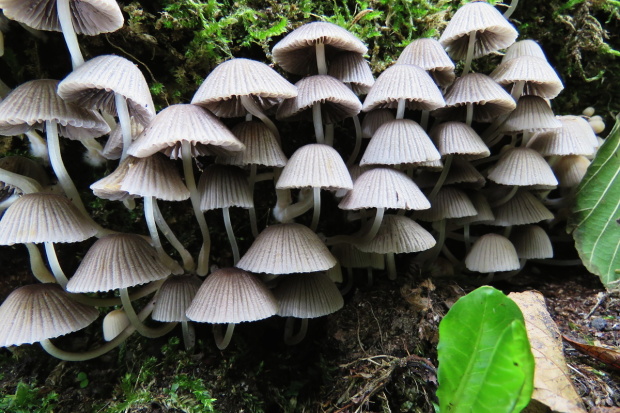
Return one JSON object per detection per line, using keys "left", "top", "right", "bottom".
{"left": 437, "top": 286, "right": 534, "bottom": 413}
{"left": 568, "top": 116, "right": 620, "bottom": 289}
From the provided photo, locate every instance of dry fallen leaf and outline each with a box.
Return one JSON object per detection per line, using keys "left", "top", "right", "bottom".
{"left": 563, "top": 335, "right": 620, "bottom": 371}
{"left": 509, "top": 290, "right": 586, "bottom": 413}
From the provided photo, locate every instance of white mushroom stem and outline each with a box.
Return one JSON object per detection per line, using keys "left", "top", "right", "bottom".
{"left": 115, "top": 92, "right": 133, "bottom": 161}
{"left": 120, "top": 287, "right": 177, "bottom": 338}
{"left": 25, "top": 130, "right": 50, "bottom": 163}
{"left": 465, "top": 102, "right": 474, "bottom": 127}
{"left": 313, "top": 103, "right": 325, "bottom": 144}
{"left": 347, "top": 115, "right": 363, "bottom": 166}
{"left": 284, "top": 317, "right": 309, "bottom": 346}
{"left": 429, "top": 155, "right": 454, "bottom": 199}
{"left": 325, "top": 124, "right": 334, "bottom": 147}
{"left": 386, "top": 252, "right": 397, "bottom": 280}
{"left": 44, "top": 242, "right": 69, "bottom": 288}
{"left": 182, "top": 321, "right": 195, "bottom": 351}
{"left": 275, "top": 188, "right": 314, "bottom": 223}
{"left": 248, "top": 164, "right": 259, "bottom": 238}
{"left": 462, "top": 30, "right": 477, "bottom": 77}
{"left": 316, "top": 42, "right": 327, "bottom": 75}
{"left": 240, "top": 95, "right": 281, "bottom": 144}
{"left": 25, "top": 243, "right": 55, "bottom": 283}
{"left": 39, "top": 297, "right": 176, "bottom": 361}
{"left": 152, "top": 201, "right": 195, "bottom": 272}
{"left": 0, "top": 167, "right": 42, "bottom": 194}
{"left": 504, "top": 0, "right": 519, "bottom": 19}
{"left": 57, "top": 0, "right": 85, "bottom": 69}
{"left": 310, "top": 187, "right": 322, "bottom": 231}
{"left": 420, "top": 110, "right": 430, "bottom": 131}
{"left": 511, "top": 80, "right": 526, "bottom": 101}
{"left": 80, "top": 137, "right": 106, "bottom": 167}
{"left": 396, "top": 98, "right": 406, "bottom": 119}
{"left": 181, "top": 140, "right": 211, "bottom": 276}
{"left": 213, "top": 323, "right": 235, "bottom": 350}
{"left": 67, "top": 279, "right": 165, "bottom": 308}
{"left": 144, "top": 196, "right": 183, "bottom": 275}
{"left": 222, "top": 207, "right": 240, "bottom": 264}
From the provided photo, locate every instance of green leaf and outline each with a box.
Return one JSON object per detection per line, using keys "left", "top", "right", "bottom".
{"left": 437, "top": 286, "right": 534, "bottom": 413}
{"left": 568, "top": 115, "right": 620, "bottom": 289}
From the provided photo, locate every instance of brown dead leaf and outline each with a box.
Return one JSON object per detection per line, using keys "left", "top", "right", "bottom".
{"left": 509, "top": 290, "right": 586, "bottom": 413}
{"left": 563, "top": 335, "right": 620, "bottom": 371}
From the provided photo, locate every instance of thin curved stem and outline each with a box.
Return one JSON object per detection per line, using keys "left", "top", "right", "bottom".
{"left": 115, "top": 93, "right": 132, "bottom": 161}
{"left": 462, "top": 30, "right": 477, "bottom": 77}
{"left": 426, "top": 219, "right": 446, "bottom": 266}
{"left": 511, "top": 80, "right": 526, "bottom": 102}
{"left": 248, "top": 164, "right": 259, "bottom": 238}
{"left": 313, "top": 103, "right": 325, "bottom": 144}
{"left": 347, "top": 115, "right": 363, "bottom": 166}
{"left": 429, "top": 155, "right": 453, "bottom": 199}
{"left": 362, "top": 208, "right": 385, "bottom": 243}
{"left": 504, "top": 0, "right": 519, "bottom": 18}
{"left": 0, "top": 167, "right": 42, "bottom": 194}
{"left": 120, "top": 287, "right": 177, "bottom": 338}
{"left": 144, "top": 196, "right": 183, "bottom": 274}
{"left": 310, "top": 187, "right": 321, "bottom": 232}
{"left": 67, "top": 279, "right": 165, "bottom": 308}
{"left": 339, "top": 268, "right": 355, "bottom": 295}
{"left": 223, "top": 207, "right": 240, "bottom": 264}
{"left": 44, "top": 242, "right": 69, "bottom": 288}
{"left": 240, "top": 95, "right": 280, "bottom": 144}
{"left": 213, "top": 323, "right": 235, "bottom": 350}
{"left": 284, "top": 317, "right": 309, "bottom": 346}
{"left": 57, "top": 0, "right": 84, "bottom": 68}
{"left": 491, "top": 185, "right": 519, "bottom": 207}
{"left": 465, "top": 102, "right": 474, "bottom": 127}
{"left": 25, "top": 243, "right": 55, "bottom": 283}
{"left": 152, "top": 200, "right": 195, "bottom": 272}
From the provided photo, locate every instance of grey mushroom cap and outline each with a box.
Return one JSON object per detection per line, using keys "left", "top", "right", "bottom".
{"left": 465, "top": 233, "right": 520, "bottom": 273}
{"left": 274, "top": 272, "right": 343, "bottom": 318}
{"left": 356, "top": 215, "right": 436, "bottom": 254}
{"left": 152, "top": 275, "right": 202, "bottom": 322}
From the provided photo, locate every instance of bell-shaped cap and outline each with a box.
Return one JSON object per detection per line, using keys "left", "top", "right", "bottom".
{"left": 510, "top": 225, "right": 553, "bottom": 259}
{"left": 490, "top": 56, "right": 564, "bottom": 99}
{"left": 429, "top": 121, "right": 489, "bottom": 159}
{"left": 217, "top": 121, "right": 287, "bottom": 167}
{"left": 499, "top": 95, "right": 561, "bottom": 134}
{"left": 465, "top": 233, "right": 520, "bottom": 273}
{"left": 90, "top": 156, "right": 134, "bottom": 201}
{"left": 361, "top": 109, "right": 395, "bottom": 138}
{"left": 328, "top": 52, "right": 375, "bottom": 95}
{"left": 416, "top": 187, "right": 477, "bottom": 222}
{"left": 492, "top": 190, "right": 554, "bottom": 226}
{"left": 198, "top": 164, "right": 253, "bottom": 210}
{"left": 553, "top": 155, "right": 590, "bottom": 188}
{"left": 356, "top": 215, "right": 436, "bottom": 254}
{"left": 121, "top": 154, "right": 190, "bottom": 201}
{"left": 152, "top": 275, "right": 202, "bottom": 322}
{"left": 274, "top": 272, "right": 343, "bottom": 318}
{"left": 487, "top": 147, "right": 558, "bottom": 187}
{"left": 502, "top": 39, "right": 547, "bottom": 63}
{"left": 396, "top": 38, "right": 455, "bottom": 87}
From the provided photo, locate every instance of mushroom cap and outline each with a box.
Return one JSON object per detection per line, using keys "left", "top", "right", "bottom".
{"left": 491, "top": 190, "right": 554, "bottom": 226}
{"left": 276, "top": 144, "right": 352, "bottom": 190}
{"left": 121, "top": 154, "right": 190, "bottom": 201}
{"left": 416, "top": 187, "right": 477, "bottom": 222}
{"left": 510, "top": 225, "right": 553, "bottom": 259}
{"left": 103, "top": 117, "right": 144, "bottom": 160}
{"left": 362, "top": 64, "right": 446, "bottom": 112}
{"left": 429, "top": 121, "right": 490, "bottom": 159}
{"left": 0, "top": 79, "right": 110, "bottom": 139}
{"left": 396, "top": 38, "right": 456, "bottom": 87}
{"left": 451, "top": 191, "right": 495, "bottom": 226}
{"left": 360, "top": 119, "right": 441, "bottom": 166}
{"left": 465, "top": 233, "right": 520, "bottom": 273}
{"left": 0, "top": 0, "right": 123, "bottom": 35}
{"left": 490, "top": 56, "right": 564, "bottom": 99}
{"left": 272, "top": 21, "right": 368, "bottom": 75}
{"left": 0, "top": 283, "right": 98, "bottom": 347}
{"left": 58, "top": 55, "right": 156, "bottom": 127}
{"left": 237, "top": 223, "right": 337, "bottom": 274}
{"left": 191, "top": 58, "right": 297, "bottom": 118}
{"left": 439, "top": 1, "right": 518, "bottom": 60}
{"left": 102, "top": 309, "right": 130, "bottom": 341}
{"left": 327, "top": 52, "right": 375, "bottom": 95}
{"left": 216, "top": 121, "right": 288, "bottom": 167}
{"left": 198, "top": 164, "right": 253, "bottom": 210}
{"left": 66, "top": 233, "right": 172, "bottom": 292}
{"left": 152, "top": 275, "right": 202, "bottom": 322}
{"left": 0, "top": 193, "right": 98, "bottom": 244}
{"left": 499, "top": 95, "right": 562, "bottom": 134}
{"left": 274, "top": 272, "right": 343, "bottom": 318}
{"left": 90, "top": 156, "right": 134, "bottom": 202}
{"left": 127, "top": 104, "right": 245, "bottom": 158}
{"left": 356, "top": 215, "right": 436, "bottom": 254}
{"left": 553, "top": 155, "right": 590, "bottom": 188}
{"left": 276, "top": 75, "right": 361, "bottom": 123}
{"left": 527, "top": 117, "right": 598, "bottom": 157}
{"left": 502, "top": 39, "right": 547, "bottom": 63}
{"left": 487, "top": 147, "right": 558, "bottom": 187}
{"left": 339, "top": 167, "right": 430, "bottom": 211}
{"left": 186, "top": 267, "right": 278, "bottom": 324}
{"left": 415, "top": 157, "right": 486, "bottom": 190}
{"left": 361, "top": 109, "right": 395, "bottom": 138}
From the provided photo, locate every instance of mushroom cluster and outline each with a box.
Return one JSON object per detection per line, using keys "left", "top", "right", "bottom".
{"left": 0, "top": 0, "right": 604, "bottom": 359}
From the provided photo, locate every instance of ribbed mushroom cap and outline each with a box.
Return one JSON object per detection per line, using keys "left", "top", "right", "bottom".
{"left": 331, "top": 244, "right": 383, "bottom": 269}
{"left": 416, "top": 187, "right": 477, "bottom": 222}
{"left": 416, "top": 157, "right": 486, "bottom": 189}
{"left": 362, "top": 64, "right": 446, "bottom": 112}
{"left": 0, "top": 283, "right": 99, "bottom": 347}
{"left": 274, "top": 272, "right": 343, "bottom": 318}
{"left": 432, "top": 73, "right": 516, "bottom": 123}
{"left": 361, "top": 109, "right": 395, "bottom": 138}
{"left": 527, "top": 118, "right": 598, "bottom": 157}
{"left": 429, "top": 121, "right": 490, "bottom": 159}
{"left": 272, "top": 21, "right": 368, "bottom": 75}
{"left": 328, "top": 52, "right": 375, "bottom": 95}
{"left": 103, "top": 117, "right": 144, "bottom": 160}
{"left": 216, "top": 121, "right": 287, "bottom": 167}
{"left": 198, "top": 164, "right": 253, "bottom": 210}
{"left": 499, "top": 95, "right": 561, "bottom": 134}
{"left": 556, "top": 115, "right": 599, "bottom": 148}
{"left": 553, "top": 155, "right": 590, "bottom": 188}
{"left": 276, "top": 144, "right": 352, "bottom": 190}
{"left": 276, "top": 75, "right": 361, "bottom": 123}
{"left": 487, "top": 147, "right": 558, "bottom": 187}
{"left": 58, "top": 55, "right": 156, "bottom": 127}
{"left": 102, "top": 309, "right": 130, "bottom": 341}
{"left": 465, "top": 233, "right": 520, "bottom": 273}
{"left": 90, "top": 156, "right": 134, "bottom": 201}
{"left": 452, "top": 191, "right": 495, "bottom": 225}
{"left": 0, "top": 193, "right": 97, "bottom": 244}
{"left": 186, "top": 267, "right": 278, "bottom": 324}
{"left": 339, "top": 168, "right": 430, "bottom": 211}
{"left": 502, "top": 39, "right": 547, "bottom": 63}
{"left": 66, "top": 233, "right": 171, "bottom": 293}
{"left": 360, "top": 119, "right": 441, "bottom": 166}
{"left": 510, "top": 225, "right": 553, "bottom": 259}
{"left": 490, "top": 56, "right": 564, "bottom": 99}
{"left": 439, "top": 1, "right": 518, "bottom": 60}
{"left": 127, "top": 104, "right": 244, "bottom": 158}
{"left": 121, "top": 153, "right": 190, "bottom": 201}
{"left": 191, "top": 58, "right": 297, "bottom": 118}
{"left": 356, "top": 215, "right": 436, "bottom": 254}
{"left": 0, "top": 79, "right": 110, "bottom": 139}
{"left": 237, "top": 223, "right": 337, "bottom": 274}
{"left": 0, "top": 0, "right": 123, "bottom": 35}
{"left": 396, "top": 38, "right": 456, "bottom": 87}
{"left": 152, "top": 275, "right": 202, "bottom": 322}
{"left": 492, "top": 190, "right": 554, "bottom": 226}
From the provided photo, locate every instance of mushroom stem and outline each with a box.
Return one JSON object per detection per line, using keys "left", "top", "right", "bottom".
{"left": 222, "top": 207, "right": 240, "bottom": 264}
{"left": 316, "top": 42, "right": 327, "bottom": 75}
{"left": 276, "top": 188, "right": 314, "bottom": 223}
{"left": 248, "top": 164, "right": 259, "bottom": 238}
{"left": 240, "top": 95, "right": 281, "bottom": 145}
{"left": 429, "top": 155, "right": 454, "bottom": 199}
{"left": 347, "top": 115, "right": 363, "bottom": 166}
{"left": 57, "top": 0, "right": 85, "bottom": 68}
{"left": 44, "top": 242, "right": 69, "bottom": 288}
{"left": 68, "top": 279, "right": 165, "bottom": 308}
{"left": 310, "top": 187, "right": 321, "bottom": 231}
{"left": 426, "top": 219, "right": 446, "bottom": 267}
{"left": 462, "top": 30, "right": 477, "bottom": 77}
{"left": 182, "top": 321, "right": 195, "bottom": 351}
{"left": 152, "top": 200, "right": 195, "bottom": 272}
{"left": 386, "top": 253, "right": 397, "bottom": 280}
{"left": 420, "top": 110, "right": 430, "bottom": 131}
{"left": 312, "top": 103, "right": 325, "bottom": 144}
{"left": 339, "top": 268, "right": 355, "bottom": 295}
{"left": 25, "top": 243, "right": 55, "bottom": 283}
{"left": 284, "top": 317, "right": 309, "bottom": 345}
{"left": 182, "top": 140, "right": 211, "bottom": 276}
{"left": 144, "top": 196, "right": 183, "bottom": 274}
{"left": 396, "top": 98, "right": 406, "bottom": 120}
{"left": 25, "top": 130, "right": 50, "bottom": 164}
{"left": 120, "top": 287, "right": 177, "bottom": 338}
{"left": 465, "top": 102, "right": 474, "bottom": 127}
{"left": 491, "top": 185, "right": 519, "bottom": 207}
{"left": 213, "top": 323, "right": 235, "bottom": 350}
{"left": 511, "top": 80, "right": 526, "bottom": 101}
{"left": 464, "top": 223, "right": 472, "bottom": 253}
{"left": 362, "top": 207, "right": 385, "bottom": 243}
{"left": 504, "top": 0, "right": 519, "bottom": 18}
{"left": 0, "top": 167, "right": 42, "bottom": 194}
{"left": 115, "top": 92, "right": 133, "bottom": 161}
